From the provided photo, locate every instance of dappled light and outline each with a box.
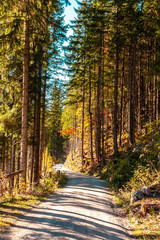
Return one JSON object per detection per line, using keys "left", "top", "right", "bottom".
{"left": 0, "top": 168, "right": 133, "bottom": 240}
{"left": 0, "top": 0, "right": 160, "bottom": 239}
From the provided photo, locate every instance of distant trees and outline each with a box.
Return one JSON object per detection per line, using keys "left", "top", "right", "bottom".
{"left": 46, "top": 81, "right": 65, "bottom": 162}
{"left": 62, "top": 0, "right": 160, "bottom": 170}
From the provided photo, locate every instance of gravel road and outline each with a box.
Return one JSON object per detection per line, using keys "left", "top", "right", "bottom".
{"left": 0, "top": 166, "right": 134, "bottom": 240}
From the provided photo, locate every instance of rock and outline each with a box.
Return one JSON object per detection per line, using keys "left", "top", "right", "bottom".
{"left": 131, "top": 190, "right": 145, "bottom": 203}
{"left": 131, "top": 186, "right": 151, "bottom": 203}
{"left": 141, "top": 186, "right": 151, "bottom": 196}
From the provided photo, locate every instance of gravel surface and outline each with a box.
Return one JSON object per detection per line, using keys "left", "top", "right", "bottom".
{"left": 0, "top": 166, "right": 134, "bottom": 240}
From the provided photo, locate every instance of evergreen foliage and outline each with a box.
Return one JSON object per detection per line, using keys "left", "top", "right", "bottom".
{"left": 63, "top": 0, "right": 160, "bottom": 177}
{"left": 0, "top": 0, "right": 67, "bottom": 190}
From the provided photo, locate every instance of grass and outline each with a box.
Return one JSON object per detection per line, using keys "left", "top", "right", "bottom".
{"left": 0, "top": 195, "right": 40, "bottom": 232}
{"left": 132, "top": 215, "right": 160, "bottom": 240}
{"left": 110, "top": 161, "right": 160, "bottom": 239}
{"left": 0, "top": 171, "right": 68, "bottom": 233}
{"left": 99, "top": 122, "right": 160, "bottom": 240}
{"left": 111, "top": 166, "right": 160, "bottom": 239}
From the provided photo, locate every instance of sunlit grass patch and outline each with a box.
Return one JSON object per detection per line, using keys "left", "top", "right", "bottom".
{"left": 0, "top": 172, "right": 67, "bottom": 233}
{"left": 0, "top": 194, "right": 41, "bottom": 233}
{"left": 133, "top": 212, "right": 160, "bottom": 240}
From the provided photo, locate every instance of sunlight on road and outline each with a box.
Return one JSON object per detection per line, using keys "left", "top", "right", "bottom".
{"left": 52, "top": 163, "right": 64, "bottom": 171}
{"left": 0, "top": 168, "right": 133, "bottom": 240}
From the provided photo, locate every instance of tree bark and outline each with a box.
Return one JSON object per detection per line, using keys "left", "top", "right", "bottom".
{"left": 39, "top": 69, "right": 47, "bottom": 178}
{"left": 10, "top": 134, "right": 16, "bottom": 189}
{"left": 138, "top": 50, "right": 142, "bottom": 134}
{"left": 101, "top": 29, "right": 105, "bottom": 167}
{"left": 21, "top": 19, "right": 29, "bottom": 183}
{"left": 129, "top": 42, "right": 136, "bottom": 145}
{"left": 33, "top": 59, "right": 42, "bottom": 185}
{"left": 81, "top": 82, "right": 85, "bottom": 168}
{"left": 95, "top": 64, "right": 101, "bottom": 162}
{"left": 16, "top": 136, "right": 21, "bottom": 189}
{"left": 81, "top": 56, "right": 86, "bottom": 169}
{"left": 119, "top": 49, "right": 125, "bottom": 146}
{"left": 113, "top": 38, "right": 119, "bottom": 154}
{"left": 89, "top": 66, "right": 94, "bottom": 165}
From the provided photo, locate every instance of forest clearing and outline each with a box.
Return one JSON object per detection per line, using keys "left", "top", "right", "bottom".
{"left": 0, "top": 0, "right": 160, "bottom": 239}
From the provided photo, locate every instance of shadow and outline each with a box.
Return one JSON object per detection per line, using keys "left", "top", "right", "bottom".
{"left": 45, "top": 193, "right": 113, "bottom": 209}
{"left": 40, "top": 207, "right": 131, "bottom": 231}
{"left": 0, "top": 197, "right": 117, "bottom": 222}
{"left": 0, "top": 169, "right": 134, "bottom": 240}
{"left": 65, "top": 185, "right": 113, "bottom": 196}
{"left": 1, "top": 214, "right": 133, "bottom": 240}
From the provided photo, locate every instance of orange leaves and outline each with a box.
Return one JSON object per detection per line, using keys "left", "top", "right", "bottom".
{"left": 155, "top": 10, "right": 159, "bottom": 17}
{"left": 59, "top": 128, "right": 76, "bottom": 136}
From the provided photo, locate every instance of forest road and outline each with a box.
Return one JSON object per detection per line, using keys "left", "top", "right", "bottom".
{"left": 0, "top": 166, "right": 134, "bottom": 240}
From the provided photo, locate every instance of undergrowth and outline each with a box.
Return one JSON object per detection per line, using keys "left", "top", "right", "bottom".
{"left": 0, "top": 170, "right": 67, "bottom": 233}
{"left": 100, "top": 122, "right": 160, "bottom": 239}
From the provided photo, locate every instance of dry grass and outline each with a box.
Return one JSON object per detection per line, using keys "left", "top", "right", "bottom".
{"left": 0, "top": 195, "right": 40, "bottom": 233}
{"left": 0, "top": 172, "right": 67, "bottom": 233}
{"left": 130, "top": 197, "right": 160, "bottom": 239}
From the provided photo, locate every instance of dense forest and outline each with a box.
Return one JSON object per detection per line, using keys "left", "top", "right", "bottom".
{"left": 0, "top": 0, "right": 160, "bottom": 195}
{"left": 0, "top": 0, "right": 69, "bottom": 193}
{"left": 62, "top": 0, "right": 160, "bottom": 172}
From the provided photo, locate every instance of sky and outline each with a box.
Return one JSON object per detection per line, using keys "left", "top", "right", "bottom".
{"left": 64, "top": 0, "right": 79, "bottom": 37}
{"left": 58, "top": 0, "right": 80, "bottom": 84}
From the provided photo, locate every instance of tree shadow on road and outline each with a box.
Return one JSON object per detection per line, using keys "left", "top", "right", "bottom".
{"left": 0, "top": 171, "right": 134, "bottom": 240}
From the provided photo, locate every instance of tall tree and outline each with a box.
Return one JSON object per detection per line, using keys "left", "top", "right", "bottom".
{"left": 21, "top": 17, "right": 29, "bottom": 183}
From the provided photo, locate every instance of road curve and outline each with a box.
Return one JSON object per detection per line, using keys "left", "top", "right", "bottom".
{"left": 0, "top": 167, "right": 134, "bottom": 240}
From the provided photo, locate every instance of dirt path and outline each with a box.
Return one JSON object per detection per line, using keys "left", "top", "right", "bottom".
{"left": 0, "top": 167, "right": 134, "bottom": 240}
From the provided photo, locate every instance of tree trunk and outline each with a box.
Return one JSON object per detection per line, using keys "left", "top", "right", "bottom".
{"left": 89, "top": 66, "right": 94, "bottom": 165}
{"left": 33, "top": 59, "right": 42, "bottom": 185}
{"left": 129, "top": 42, "right": 136, "bottom": 145}
{"left": 156, "top": 75, "right": 159, "bottom": 122}
{"left": 101, "top": 30, "right": 105, "bottom": 167}
{"left": 95, "top": 61, "right": 102, "bottom": 162}
{"left": 2, "top": 135, "right": 5, "bottom": 172}
{"left": 10, "top": 134, "right": 16, "bottom": 189}
{"left": 21, "top": 19, "right": 29, "bottom": 183}
{"left": 138, "top": 50, "right": 142, "bottom": 134}
{"left": 39, "top": 69, "right": 47, "bottom": 178}
{"left": 16, "top": 136, "right": 21, "bottom": 189}
{"left": 81, "top": 56, "right": 86, "bottom": 169}
{"left": 119, "top": 49, "right": 125, "bottom": 146}
{"left": 113, "top": 38, "right": 119, "bottom": 154}
{"left": 81, "top": 83, "right": 85, "bottom": 168}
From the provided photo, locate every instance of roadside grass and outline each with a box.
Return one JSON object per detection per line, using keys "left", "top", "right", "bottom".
{"left": 0, "top": 171, "right": 67, "bottom": 233}
{"left": 111, "top": 165, "right": 160, "bottom": 240}
{"left": 131, "top": 209, "right": 160, "bottom": 240}
{"left": 99, "top": 122, "right": 160, "bottom": 240}
{"left": 108, "top": 158, "right": 160, "bottom": 239}
{"left": 114, "top": 187, "right": 160, "bottom": 239}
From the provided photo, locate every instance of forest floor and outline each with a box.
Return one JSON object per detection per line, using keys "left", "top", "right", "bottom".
{"left": 0, "top": 166, "right": 134, "bottom": 240}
